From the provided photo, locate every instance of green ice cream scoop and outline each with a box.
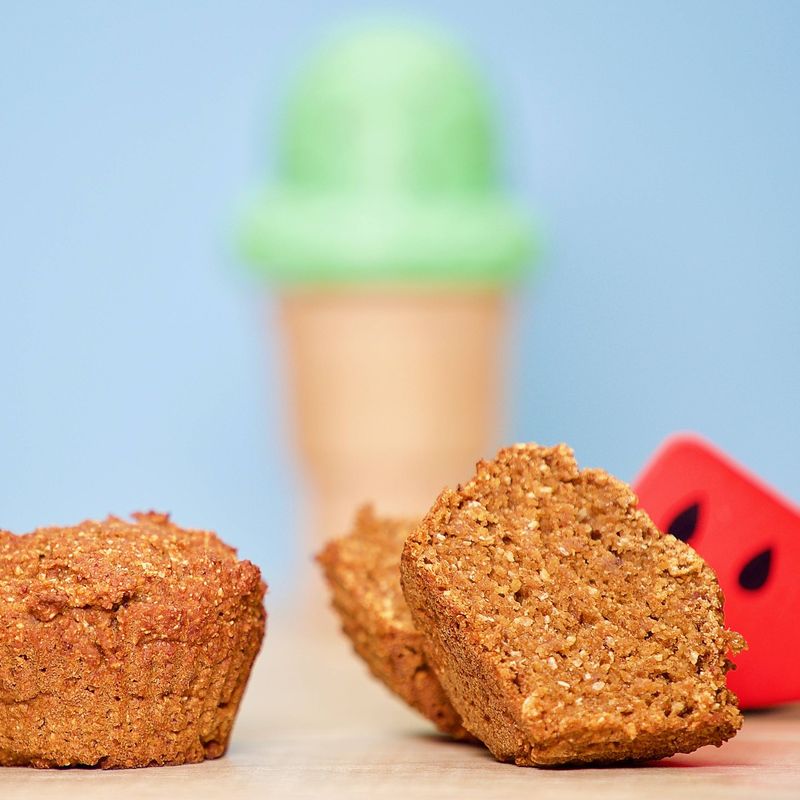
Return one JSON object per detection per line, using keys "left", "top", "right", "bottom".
{"left": 241, "top": 25, "right": 533, "bottom": 286}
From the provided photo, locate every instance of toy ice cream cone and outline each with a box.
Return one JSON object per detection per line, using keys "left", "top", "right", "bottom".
{"left": 242, "top": 25, "right": 534, "bottom": 543}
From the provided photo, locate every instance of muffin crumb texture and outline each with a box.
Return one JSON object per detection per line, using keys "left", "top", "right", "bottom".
{"left": 0, "top": 512, "right": 266, "bottom": 769}
{"left": 318, "top": 507, "right": 470, "bottom": 739}
{"left": 401, "top": 443, "right": 744, "bottom": 766}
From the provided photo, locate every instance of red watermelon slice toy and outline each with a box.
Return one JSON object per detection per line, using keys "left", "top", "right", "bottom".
{"left": 635, "top": 434, "right": 800, "bottom": 709}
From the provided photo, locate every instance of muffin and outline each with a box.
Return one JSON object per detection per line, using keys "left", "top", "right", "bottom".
{"left": 401, "top": 444, "right": 744, "bottom": 766}
{"left": 0, "top": 512, "right": 266, "bottom": 768}
{"left": 318, "top": 507, "right": 470, "bottom": 738}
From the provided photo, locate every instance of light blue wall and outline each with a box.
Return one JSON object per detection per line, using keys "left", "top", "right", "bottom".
{"left": 2, "top": 2, "right": 798, "bottom": 590}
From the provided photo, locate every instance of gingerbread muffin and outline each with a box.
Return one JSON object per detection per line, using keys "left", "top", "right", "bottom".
{"left": 318, "top": 507, "right": 469, "bottom": 739}
{"left": 401, "top": 444, "right": 744, "bottom": 766}
{"left": 0, "top": 512, "right": 266, "bottom": 768}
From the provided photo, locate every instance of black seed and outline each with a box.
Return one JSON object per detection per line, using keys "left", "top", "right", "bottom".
{"left": 667, "top": 502, "right": 700, "bottom": 542}
{"left": 738, "top": 548, "right": 772, "bottom": 591}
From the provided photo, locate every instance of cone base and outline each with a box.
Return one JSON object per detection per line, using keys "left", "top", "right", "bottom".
{"left": 279, "top": 288, "right": 508, "bottom": 542}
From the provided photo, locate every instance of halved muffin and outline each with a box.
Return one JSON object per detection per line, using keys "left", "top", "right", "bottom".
{"left": 318, "top": 507, "right": 469, "bottom": 739}
{"left": 401, "top": 444, "right": 744, "bottom": 765}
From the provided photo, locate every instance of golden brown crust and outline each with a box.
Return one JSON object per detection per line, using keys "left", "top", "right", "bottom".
{"left": 317, "top": 507, "right": 470, "bottom": 739}
{"left": 401, "top": 444, "right": 744, "bottom": 766}
{"left": 0, "top": 511, "right": 266, "bottom": 768}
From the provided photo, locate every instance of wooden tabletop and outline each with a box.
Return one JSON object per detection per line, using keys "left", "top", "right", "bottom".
{"left": 3, "top": 602, "right": 799, "bottom": 799}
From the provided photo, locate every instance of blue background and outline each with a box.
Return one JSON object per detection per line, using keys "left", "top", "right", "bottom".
{"left": 2, "top": 1, "right": 798, "bottom": 592}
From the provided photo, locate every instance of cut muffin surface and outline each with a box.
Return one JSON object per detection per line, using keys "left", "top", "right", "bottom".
{"left": 401, "top": 444, "right": 744, "bottom": 766}
{"left": 318, "top": 506, "right": 470, "bottom": 738}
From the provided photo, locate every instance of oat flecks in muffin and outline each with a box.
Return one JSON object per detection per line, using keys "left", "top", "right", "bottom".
{"left": 400, "top": 444, "right": 745, "bottom": 766}
{"left": 318, "top": 506, "right": 471, "bottom": 739}
{"left": 0, "top": 512, "right": 266, "bottom": 769}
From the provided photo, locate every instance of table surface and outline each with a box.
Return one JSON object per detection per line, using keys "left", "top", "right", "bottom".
{"left": 3, "top": 602, "right": 799, "bottom": 800}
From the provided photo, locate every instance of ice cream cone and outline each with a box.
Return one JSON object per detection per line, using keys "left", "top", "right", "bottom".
{"left": 241, "top": 24, "right": 535, "bottom": 555}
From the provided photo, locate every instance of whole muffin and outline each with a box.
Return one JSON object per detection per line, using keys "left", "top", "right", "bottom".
{"left": 0, "top": 512, "right": 266, "bottom": 768}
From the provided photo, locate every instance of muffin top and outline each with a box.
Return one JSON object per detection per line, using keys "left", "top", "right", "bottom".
{"left": 0, "top": 511, "right": 264, "bottom": 628}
